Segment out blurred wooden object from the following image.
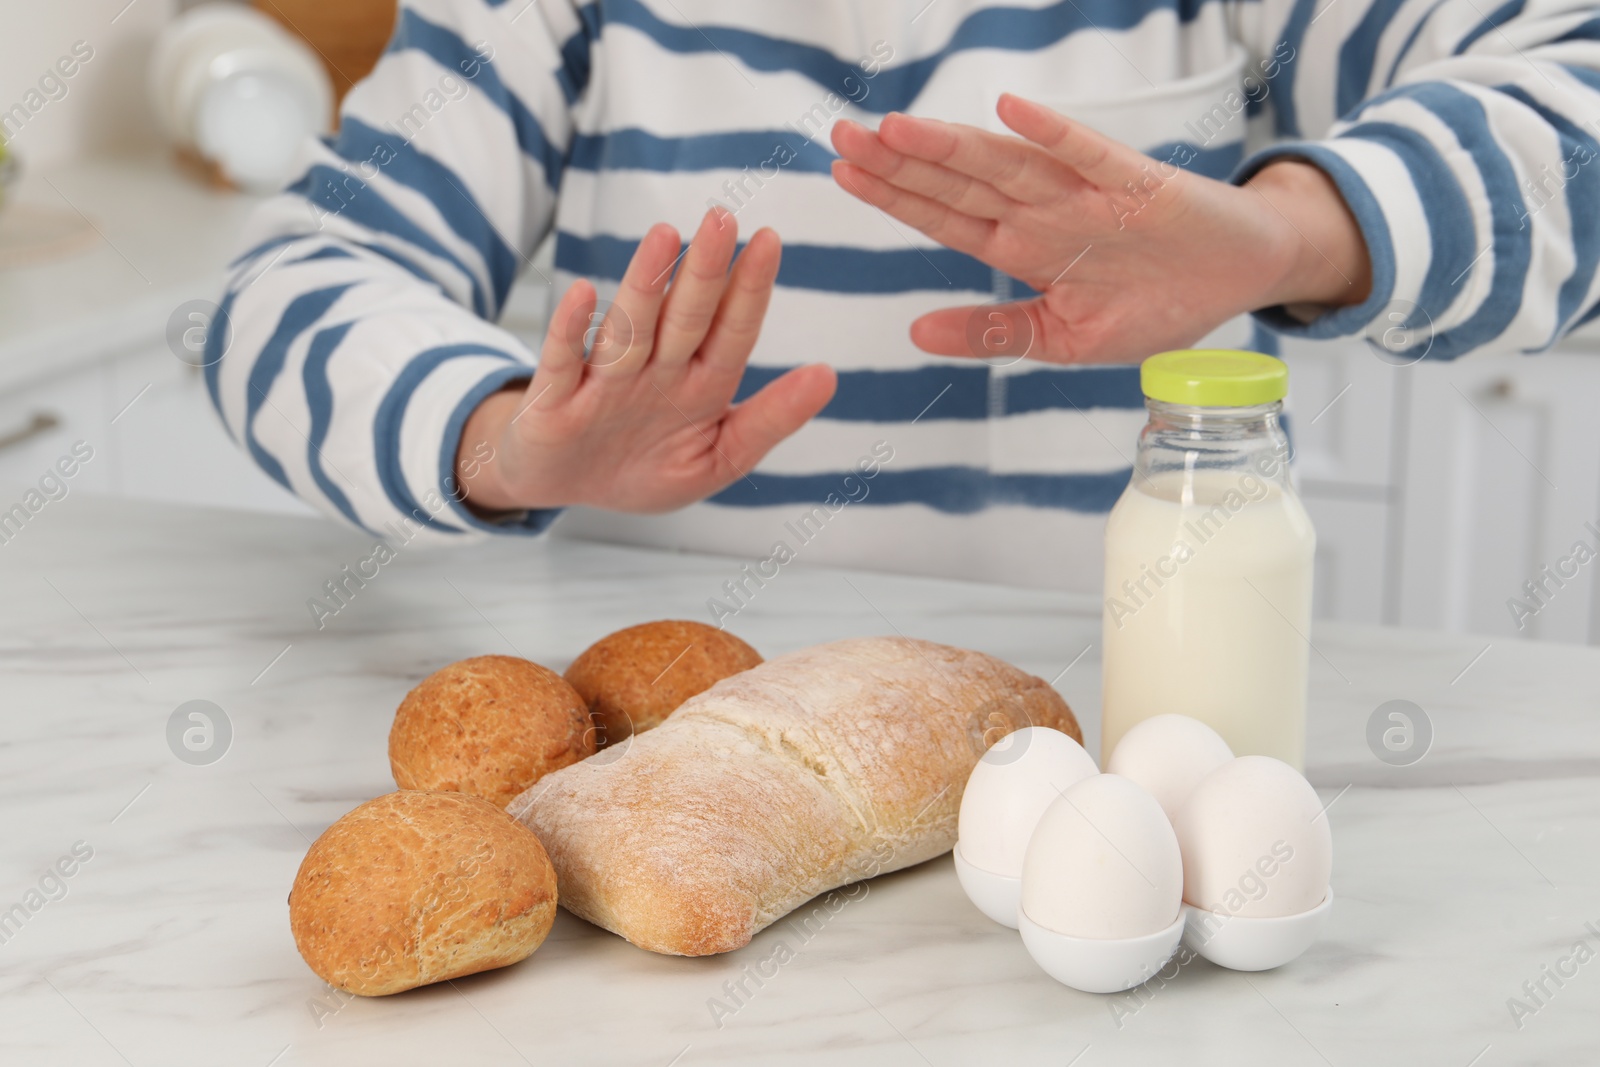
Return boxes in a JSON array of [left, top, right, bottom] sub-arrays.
[[252, 0, 397, 112], [172, 144, 236, 191]]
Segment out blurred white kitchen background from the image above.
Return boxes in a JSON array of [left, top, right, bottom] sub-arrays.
[[4, 0, 1599, 645]]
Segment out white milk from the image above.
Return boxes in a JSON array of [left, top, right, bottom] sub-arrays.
[[1100, 469, 1315, 768]]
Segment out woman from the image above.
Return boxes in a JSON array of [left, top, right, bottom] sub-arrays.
[[213, 0, 1600, 593]]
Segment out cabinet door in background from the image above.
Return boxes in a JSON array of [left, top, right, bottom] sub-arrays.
[[106, 346, 315, 518], [1397, 353, 1600, 644]]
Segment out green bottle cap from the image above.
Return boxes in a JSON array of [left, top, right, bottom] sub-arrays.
[[1140, 349, 1289, 407]]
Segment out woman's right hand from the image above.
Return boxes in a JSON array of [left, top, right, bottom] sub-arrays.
[[454, 209, 836, 513]]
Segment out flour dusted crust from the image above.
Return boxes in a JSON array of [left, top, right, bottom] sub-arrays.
[[289, 791, 558, 995], [511, 637, 1079, 956], [564, 620, 763, 743], [389, 655, 595, 807]]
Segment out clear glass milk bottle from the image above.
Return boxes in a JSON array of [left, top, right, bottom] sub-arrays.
[[1100, 351, 1316, 769]]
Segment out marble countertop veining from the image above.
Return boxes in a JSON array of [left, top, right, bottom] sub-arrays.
[[0, 497, 1597, 1067]]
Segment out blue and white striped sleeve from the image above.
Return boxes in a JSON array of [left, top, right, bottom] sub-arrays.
[[1237, 0, 1600, 359], [211, 0, 591, 540]]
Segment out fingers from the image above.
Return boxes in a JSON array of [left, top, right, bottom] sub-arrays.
[[832, 161, 994, 260], [872, 111, 1079, 206], [652, 207, 740, 374], [995, 93, 1151, 191], [587, 222, 680, 377], [831, 119, 1017, 221], [526, 280, 598, 410], [712, 363, 837, 478], [696, 226, 783, 377], [909, 301, 1049, 359]]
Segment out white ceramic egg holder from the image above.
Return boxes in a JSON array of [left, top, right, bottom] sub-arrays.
[[1180, 888, 1333, 972], [955, 719, 1333, 993], [952, 845, 1022, 928]]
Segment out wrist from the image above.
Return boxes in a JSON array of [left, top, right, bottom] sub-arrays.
[[1244, 160, 1372, 315], [454, 386, 526, 512]]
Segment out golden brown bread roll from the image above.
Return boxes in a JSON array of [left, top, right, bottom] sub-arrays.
[[389, 655, 594, 807], [289, 791, 558, 995], [515, 636, 1078, 956], [564, 620, 762, 743]]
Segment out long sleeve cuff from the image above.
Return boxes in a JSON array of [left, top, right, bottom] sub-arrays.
[[1233, 136, 1428, 345], [400, 355, 562, 537]]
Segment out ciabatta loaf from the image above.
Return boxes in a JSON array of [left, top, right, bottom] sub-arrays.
[[508, 636, 1079, 956]]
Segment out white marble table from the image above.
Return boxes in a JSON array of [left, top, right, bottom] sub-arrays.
[[1, 498, 1596, 1067]]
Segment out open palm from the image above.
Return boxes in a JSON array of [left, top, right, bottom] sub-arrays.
[[459, 210, 836, 513], [830, 94, 1360, 364]]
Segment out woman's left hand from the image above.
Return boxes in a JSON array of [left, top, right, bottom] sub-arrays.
[[830, 94, 1372, 364]]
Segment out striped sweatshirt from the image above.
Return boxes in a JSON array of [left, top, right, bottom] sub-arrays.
[[214, 0, 1600, 593]]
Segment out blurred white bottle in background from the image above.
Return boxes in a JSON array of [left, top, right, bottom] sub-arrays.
[[149, 3, 332, 193]]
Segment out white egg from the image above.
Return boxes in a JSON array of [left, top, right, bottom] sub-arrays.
[[1021, 774, 1183, 940], [1107, 714, 1234, 824], [958, 727, 1098, 878], [1174, 756, 1332, 919]]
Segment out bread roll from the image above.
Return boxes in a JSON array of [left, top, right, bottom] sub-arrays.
[[289, 791, 558, 995], [512, 637, 1078, 956], [390, 655, 594, 807], [564, 620, 761, 743]]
